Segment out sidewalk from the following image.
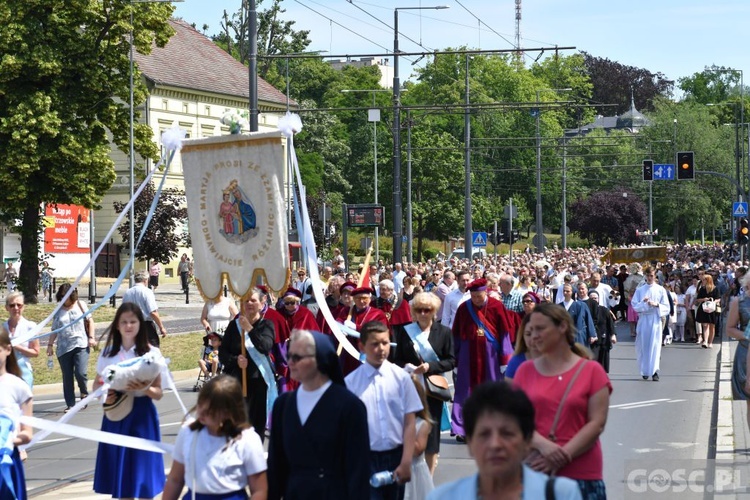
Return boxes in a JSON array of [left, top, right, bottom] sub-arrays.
[[716, 338, 750, 497]]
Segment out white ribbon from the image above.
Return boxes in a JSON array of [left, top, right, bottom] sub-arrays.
[[282, 117, 360, 361], [20, 416, 173, 455]]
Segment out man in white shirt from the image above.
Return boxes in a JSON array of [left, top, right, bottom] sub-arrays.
[[346, 320, 423, 500], [392, 263, 407, 295], [441, 270, 471, 328], [434, 271, 456, 322], [588, 272, 613, 310], [122, 270, 167, 346]]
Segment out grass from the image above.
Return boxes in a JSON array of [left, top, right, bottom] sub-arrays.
[[29, 332, 204, 386], [17, 301, 117, 325]]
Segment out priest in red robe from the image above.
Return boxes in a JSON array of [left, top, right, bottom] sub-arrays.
[[450, 278, 521, 440], [336, 286, 388, 376]]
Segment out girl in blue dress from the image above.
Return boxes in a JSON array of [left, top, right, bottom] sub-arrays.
[[93, 302, 166, 499], [0, 327, 33, 500]]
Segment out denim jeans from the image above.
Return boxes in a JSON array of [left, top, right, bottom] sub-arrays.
[[58, 347, 89, 407]]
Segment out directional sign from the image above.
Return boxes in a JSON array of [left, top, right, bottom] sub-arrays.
[[472, 231, 488, 247], [733, 202, 748, 217], [653, 164, 675, 181]]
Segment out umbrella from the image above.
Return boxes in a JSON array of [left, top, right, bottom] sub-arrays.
[[534, 259, 552, 269]]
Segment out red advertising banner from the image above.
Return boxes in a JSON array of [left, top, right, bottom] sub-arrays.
[[43, 204, 90, 254]]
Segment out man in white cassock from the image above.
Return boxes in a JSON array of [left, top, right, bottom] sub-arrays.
[[631, 266, 671, 381]]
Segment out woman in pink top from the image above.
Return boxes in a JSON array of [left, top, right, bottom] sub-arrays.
[[514, 303, 612, 499]]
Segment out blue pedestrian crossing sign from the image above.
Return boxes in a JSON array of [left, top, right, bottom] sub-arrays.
[[472, 232, 488, 247], [653, 164, 675, 180], [733, 202, 748, 217]]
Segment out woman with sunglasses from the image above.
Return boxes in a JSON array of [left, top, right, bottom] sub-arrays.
[[393, 292, 456, 475], [4, 292, 39, 389]]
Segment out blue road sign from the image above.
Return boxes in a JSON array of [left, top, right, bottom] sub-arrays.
[[733, 202, 748, 217], [472, 232, 488, 247], [653, 164, 675, 180]]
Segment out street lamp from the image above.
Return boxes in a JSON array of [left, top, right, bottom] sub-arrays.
[[129, 0, 182, 287], [392, 4, 449, 264], [341, 89, 390, 261], [533, 88, 570, 252]]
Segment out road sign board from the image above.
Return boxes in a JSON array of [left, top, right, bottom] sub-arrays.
[[653, 164, 675, 180], [733, 202, 748, 217], [472, 232, 488, 247]]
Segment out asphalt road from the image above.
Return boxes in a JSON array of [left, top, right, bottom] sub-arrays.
[[25, 317, 722, 498]]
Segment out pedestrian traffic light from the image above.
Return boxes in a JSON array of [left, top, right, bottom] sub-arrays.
[[676, 151, 695, 180], [642, 159, 653, 181], [489, 231, 500, 246], [738, 218, 750, 245]]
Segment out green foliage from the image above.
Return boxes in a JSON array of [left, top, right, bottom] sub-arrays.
[[0, 1, 174, 300]]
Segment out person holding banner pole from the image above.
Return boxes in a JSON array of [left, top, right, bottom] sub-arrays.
[[393, 292, 455, 475], [219, 288, 275, 442]]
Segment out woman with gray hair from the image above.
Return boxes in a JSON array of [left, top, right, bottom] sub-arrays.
[[393, 292, 455, 474], [268, 329, 370, 499]]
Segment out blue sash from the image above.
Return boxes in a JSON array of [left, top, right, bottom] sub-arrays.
[[0, 415, 15, 500], [403, 323, 440, 363], [237, 319, 278, 419], [466, 301, 503, 353]]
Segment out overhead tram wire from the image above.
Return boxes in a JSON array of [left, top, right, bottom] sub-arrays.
[[452, 0, 529, 61], [292, 0, 391, 53]]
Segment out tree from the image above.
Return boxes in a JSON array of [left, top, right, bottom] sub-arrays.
[[581, 52, 674, 115], [216, 0, 311, 84], [113, 182, 188, 265], [0, 1, 174, 301], [569, 190, 647, 245]]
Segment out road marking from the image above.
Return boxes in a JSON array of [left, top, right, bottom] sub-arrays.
[[610, 398, 670, 409], [634, 448, 665, 453]]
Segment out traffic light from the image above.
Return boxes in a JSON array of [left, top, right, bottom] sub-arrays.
[[738, 218, 750, 245], [489, 231, 500, 246], [642, 159, 653, 181], [676, 151, 695, 180], [510, 230, 520, 244]]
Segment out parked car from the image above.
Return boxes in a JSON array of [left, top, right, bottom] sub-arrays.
[[448, 247, 487, 261]]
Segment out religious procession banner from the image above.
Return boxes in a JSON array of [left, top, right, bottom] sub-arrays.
[[603, 246, 667, 264], [181, 132, 290, 299]]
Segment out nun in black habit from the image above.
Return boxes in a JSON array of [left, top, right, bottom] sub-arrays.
[[268, 330, 370, 500]]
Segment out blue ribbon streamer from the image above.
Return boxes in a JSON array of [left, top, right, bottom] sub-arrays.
[[466, 301, 503, 353]]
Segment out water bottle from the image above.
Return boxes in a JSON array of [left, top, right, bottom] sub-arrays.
[[370, 471, 395, 488], [47, 355, 54, 370]]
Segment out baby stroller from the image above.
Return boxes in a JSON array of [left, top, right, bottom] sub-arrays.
[[193, 331, 223, 392]]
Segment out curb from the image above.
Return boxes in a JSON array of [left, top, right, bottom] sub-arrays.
[[716, 340, 734, 457], [32, 368, 201, 397]]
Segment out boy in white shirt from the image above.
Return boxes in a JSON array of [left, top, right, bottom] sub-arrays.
[[346, 321, 423, 500]]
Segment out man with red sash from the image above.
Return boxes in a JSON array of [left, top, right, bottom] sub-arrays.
[[336, 286, 388, 376], [257, 285, 293, 392], [373, 278, 412, 330], [450, 278, 521, 441]]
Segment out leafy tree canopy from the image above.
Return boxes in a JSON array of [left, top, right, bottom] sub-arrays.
[[0, 0, 174, 300]]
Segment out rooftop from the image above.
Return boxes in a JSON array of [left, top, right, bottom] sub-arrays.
[[135, 19, 294, 107]]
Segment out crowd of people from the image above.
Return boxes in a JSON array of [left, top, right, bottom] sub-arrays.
[[3, 241, 750, 500]]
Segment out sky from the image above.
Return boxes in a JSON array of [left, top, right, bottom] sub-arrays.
[[173, 0, 750, 87]]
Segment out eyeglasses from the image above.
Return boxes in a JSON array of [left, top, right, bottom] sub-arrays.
[[7, 303, 23, 308], [415, 308, 433, 314], [297, 273, 305, 277], [522, 299, 534, 304], [288, 353, 314, 363], [283, 300, 298, 306]]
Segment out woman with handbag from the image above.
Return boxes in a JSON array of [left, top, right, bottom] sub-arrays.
[[514, 303, 612, 500], [393, 292, 456, 475], [695, 274, 720, 348], [47, 284, 96, 412]]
